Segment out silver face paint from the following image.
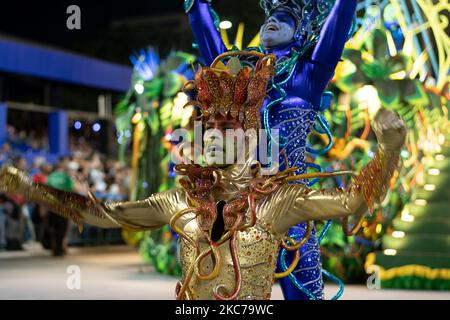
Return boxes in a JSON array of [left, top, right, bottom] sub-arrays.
[[260, 13, 296, 48]]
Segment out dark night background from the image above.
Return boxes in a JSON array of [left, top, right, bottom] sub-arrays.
[[0, 0, 265, 64]]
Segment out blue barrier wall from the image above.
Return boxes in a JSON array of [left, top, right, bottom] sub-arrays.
[[49, 111, 69, 156], [0, 38, 132, 92]]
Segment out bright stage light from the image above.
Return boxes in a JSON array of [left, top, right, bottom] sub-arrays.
[[401, 208, 414, 222], [400, 150, 409, 159], [173, 92, 189, 110], [356, 85, 381, 116], [383, 249, 397, 256], [376, 224, 382, 234], [392, 231, 405, 238], [423, 184, 436, 191], [414, 199, 427, 206], [401, 214, 414, 223], [428, 168, 440, 176], [74, 121, 82, 130], [131, 112, 142, 124], [134, 82, 145, 95], [435, 154, 445, 161], [219, 20, 233, 30], [92, 123, 101, 132]]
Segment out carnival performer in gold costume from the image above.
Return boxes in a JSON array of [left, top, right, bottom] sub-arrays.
[[0, 52, 407, 300]]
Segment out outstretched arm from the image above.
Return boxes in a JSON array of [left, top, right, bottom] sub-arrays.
[[0, 168, 188, 231], [270, 109, 407, 235], [311, 0, 357, 67], [185, 0, 227, 65]]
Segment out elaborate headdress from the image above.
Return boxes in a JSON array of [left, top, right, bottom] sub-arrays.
[[183, 51, 276, 131], [259, 0, 336, 41]]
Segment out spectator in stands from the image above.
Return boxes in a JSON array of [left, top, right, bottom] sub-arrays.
[[0, 143, 12, 167], [13, 156, 28, 172], [31, 164, 52, 247], [0, 194, 7, 250], [46, 158, 74, 256], [3, 195, 25, 251]]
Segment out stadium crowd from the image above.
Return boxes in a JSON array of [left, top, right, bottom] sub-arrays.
[[0, 125, 130, 255]]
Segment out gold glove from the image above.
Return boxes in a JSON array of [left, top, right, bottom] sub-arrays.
[[0, 166, 31, 195], [372, 108, 408, 152], [353, 109, 407, 213], [0, 166, 100, 230]]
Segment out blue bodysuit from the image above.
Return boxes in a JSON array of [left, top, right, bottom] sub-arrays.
[[186, 0, 357, 299]]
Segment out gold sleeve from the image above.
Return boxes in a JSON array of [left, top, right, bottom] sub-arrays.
[[0, 166, 187, 231], [267, 146, 400, 235], [80, 188, 188, 231]]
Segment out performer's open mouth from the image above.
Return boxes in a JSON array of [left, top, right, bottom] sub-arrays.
[[266, 24, 279, 32]]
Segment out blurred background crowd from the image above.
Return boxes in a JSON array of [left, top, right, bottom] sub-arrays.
[[0, 124, 130, 254]]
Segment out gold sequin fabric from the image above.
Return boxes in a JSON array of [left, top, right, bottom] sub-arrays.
[[353, 148, 400, 214], [179, 215, 281, 300]]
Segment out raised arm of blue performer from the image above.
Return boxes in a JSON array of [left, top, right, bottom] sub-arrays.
[[185, 0, 227, 65], [310, 0, 357, 94], [312, 0, 357, 66]]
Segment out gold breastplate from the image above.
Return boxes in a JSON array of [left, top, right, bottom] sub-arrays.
[[179, 217, 281, 300]]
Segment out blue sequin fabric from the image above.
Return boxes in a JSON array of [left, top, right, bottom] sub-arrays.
[[262, 95, 324, 300], [264, 98, 317, 174]]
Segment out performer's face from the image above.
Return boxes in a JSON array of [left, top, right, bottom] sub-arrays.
[[260, 10, 296, 49], [204, 115, 244, 167]]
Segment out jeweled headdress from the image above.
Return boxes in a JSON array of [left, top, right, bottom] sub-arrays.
[[259, 0, 336, 41], [183, 51, 276, 131]]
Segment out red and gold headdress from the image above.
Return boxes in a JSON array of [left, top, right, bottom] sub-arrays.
[[183, 51, 276, 131]]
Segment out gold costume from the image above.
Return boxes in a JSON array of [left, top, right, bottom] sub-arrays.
[[0, 52, 406, 300]]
